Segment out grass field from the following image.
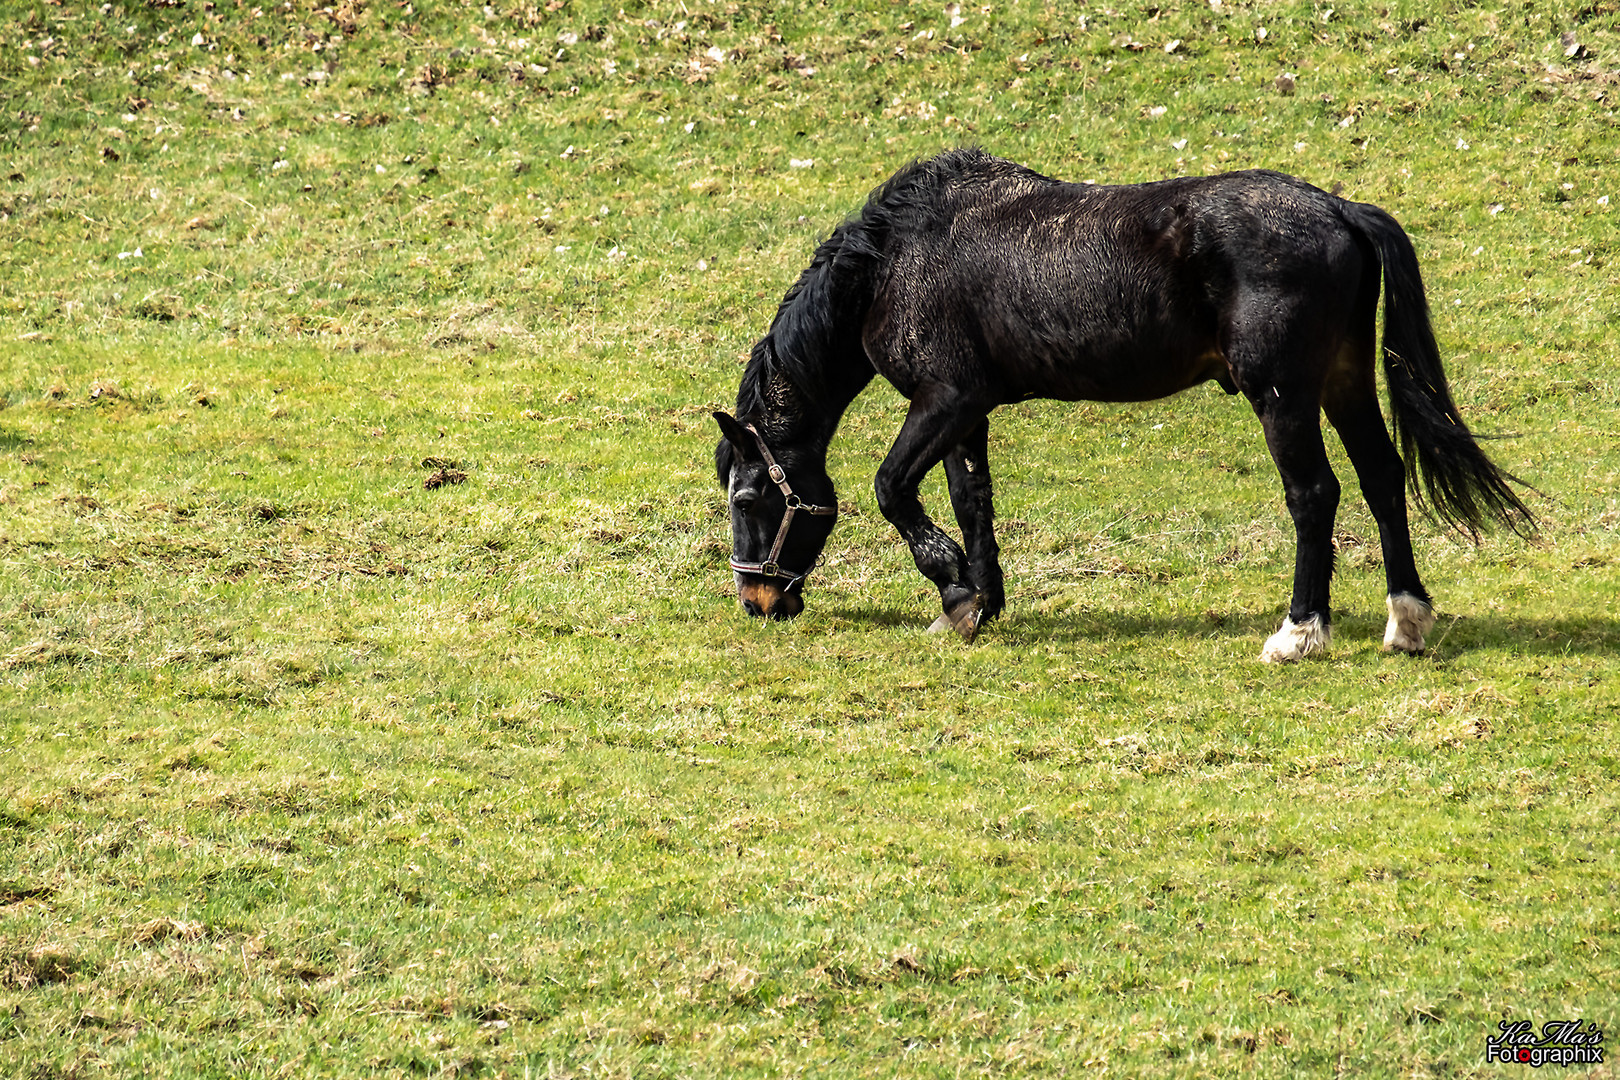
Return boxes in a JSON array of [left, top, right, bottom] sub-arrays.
[[2, 1, 1619, 1076]]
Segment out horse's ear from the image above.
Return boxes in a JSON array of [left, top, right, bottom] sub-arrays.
[[713, 412, 757, 459]]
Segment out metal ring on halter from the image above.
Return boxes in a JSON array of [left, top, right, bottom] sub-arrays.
[[727, 423, 836, 587]]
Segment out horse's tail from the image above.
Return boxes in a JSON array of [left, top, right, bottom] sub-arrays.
[[1339, 199, 1536, 539]]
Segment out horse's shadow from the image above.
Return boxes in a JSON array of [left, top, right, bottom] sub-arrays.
[[818, 603, 1620, 659]]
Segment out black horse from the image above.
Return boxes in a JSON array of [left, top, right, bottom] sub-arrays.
[[713, 149, 1532, 661]]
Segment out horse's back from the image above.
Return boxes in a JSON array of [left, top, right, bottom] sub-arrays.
[[862, 156, 1369, 404]]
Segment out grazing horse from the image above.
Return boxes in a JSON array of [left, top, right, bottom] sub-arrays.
[[713, 149, 1532, 661]]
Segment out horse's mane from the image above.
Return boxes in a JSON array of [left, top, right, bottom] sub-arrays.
[[736, 148, 1028, 420]]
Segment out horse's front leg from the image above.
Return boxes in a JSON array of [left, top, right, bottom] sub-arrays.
[[942, 417, 1005, 624], [874, 386, 993, 642]]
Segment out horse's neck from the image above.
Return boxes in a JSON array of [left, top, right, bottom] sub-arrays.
[[754, 346, 873, 458], [756, 395, 841, 463]]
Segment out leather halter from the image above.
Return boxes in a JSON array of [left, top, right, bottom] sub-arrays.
[[727, 424, 836, 588]]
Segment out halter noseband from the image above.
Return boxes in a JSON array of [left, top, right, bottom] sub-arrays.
[[728, 423, 836, 588]]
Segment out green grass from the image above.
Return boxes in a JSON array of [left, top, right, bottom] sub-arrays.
[[3, 1, 1619, 1076]]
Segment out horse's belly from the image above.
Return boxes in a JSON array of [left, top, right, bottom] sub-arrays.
[[1010, 339, 1226, 404], [867, 279, 1225, 404]]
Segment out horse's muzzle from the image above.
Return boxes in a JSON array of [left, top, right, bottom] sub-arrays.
[[738, 580, 804, 621]]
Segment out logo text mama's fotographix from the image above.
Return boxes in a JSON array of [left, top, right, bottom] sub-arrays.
[[1486, 1020, 1604, 1068]]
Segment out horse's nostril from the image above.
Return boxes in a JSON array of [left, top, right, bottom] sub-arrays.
[[741, 597, 765, 617], [770, 593, 805, 620]]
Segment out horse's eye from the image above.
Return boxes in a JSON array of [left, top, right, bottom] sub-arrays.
[[731, 492, 756, 512]]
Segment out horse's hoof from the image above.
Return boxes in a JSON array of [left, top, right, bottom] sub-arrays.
[[943, 594, 984, 643], [927, 612, 953, 634], [1382, 593, 1436, 654], [1259, 614, 1331, 663]]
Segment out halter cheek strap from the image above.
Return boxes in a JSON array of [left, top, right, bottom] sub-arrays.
[[728, 424, 837, 587]]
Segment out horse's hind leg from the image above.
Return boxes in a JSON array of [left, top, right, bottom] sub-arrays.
[[942, 417, 1005, 624], [875, 385, 995, 641], [1324, 384, 1435, 653], [1253, 399, 1341, 663]]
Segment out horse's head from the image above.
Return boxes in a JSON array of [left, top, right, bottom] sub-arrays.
[[713, 411, 837, 621]]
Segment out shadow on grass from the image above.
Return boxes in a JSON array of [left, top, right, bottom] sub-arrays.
[[1409, 613, 1620, 660], [817, 604, 922, 630], [816, 603, 1620, 658], [815, 603, 1274, 643]]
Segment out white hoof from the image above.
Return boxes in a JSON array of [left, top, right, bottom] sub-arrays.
[[1383, 593, 1436, 654], [927, 612, 953, 634], [1259, 614, 1331, 663]]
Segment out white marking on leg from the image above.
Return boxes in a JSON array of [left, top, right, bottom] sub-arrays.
[[1259, 613, 1332, 663], [1383, 593, 1436, 654]]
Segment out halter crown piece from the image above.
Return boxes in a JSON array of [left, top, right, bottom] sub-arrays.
[[728, 423, 837, 588]]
